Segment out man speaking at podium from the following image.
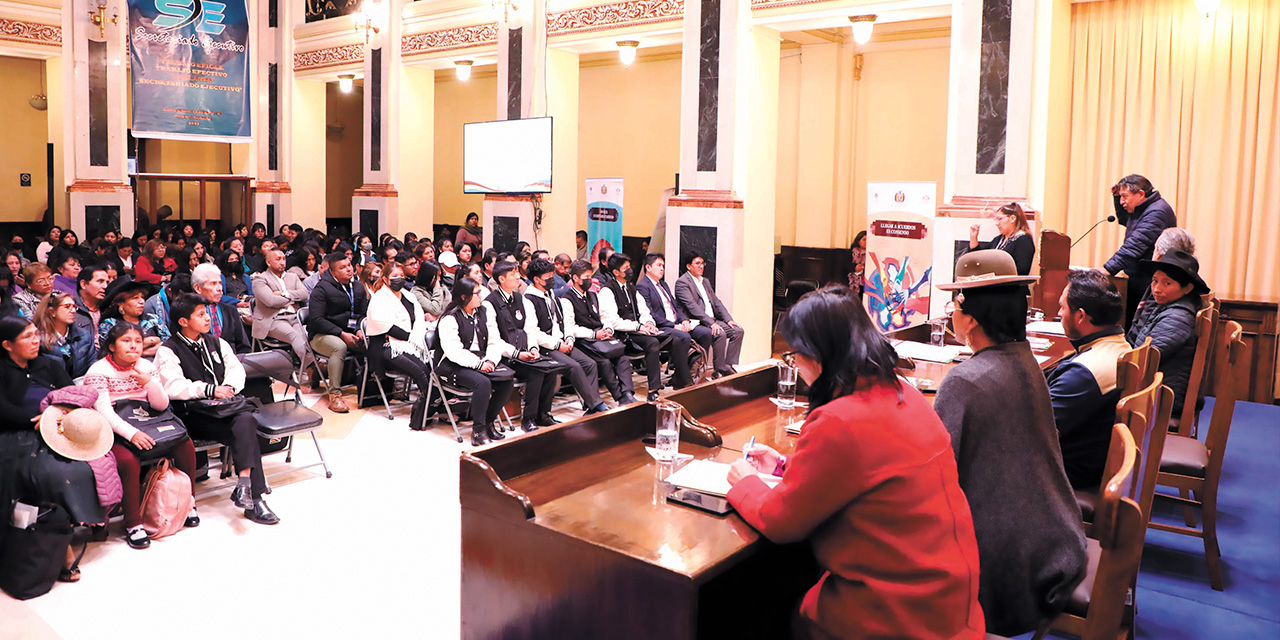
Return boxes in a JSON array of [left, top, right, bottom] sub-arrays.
[[1103, 174, 1177, 325]]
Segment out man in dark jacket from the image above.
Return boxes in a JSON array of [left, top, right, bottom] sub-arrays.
[[1047, 269, 1130, 489], [74, 265, 109, 350], [635, 253, 705, 388], [306, 252, 367, 413], [1103, 174, 1177, 326], [191, 263, 251, 356]]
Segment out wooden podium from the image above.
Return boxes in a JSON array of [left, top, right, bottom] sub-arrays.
[[1038, 229, 1129, 324]]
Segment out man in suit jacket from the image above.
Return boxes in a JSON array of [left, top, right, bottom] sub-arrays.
[[675, 253, 744, 377], [251, 247, 313, 370], [635, 253, 713, 385]]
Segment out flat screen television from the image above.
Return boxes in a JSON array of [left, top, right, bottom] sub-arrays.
[[463, 117, 553, 194]]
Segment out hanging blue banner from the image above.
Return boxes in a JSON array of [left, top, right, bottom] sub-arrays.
[[585, 178, 624, 268], [128, 0, 251, 142]]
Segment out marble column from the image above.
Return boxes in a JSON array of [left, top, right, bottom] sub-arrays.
[[63, 0, 134, 238], [249, 0, 294, 232], [495, 0, 547, 120], [351, 0, 406, 239]]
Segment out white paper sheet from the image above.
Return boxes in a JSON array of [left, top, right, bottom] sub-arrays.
[[664, 459, 781, 497], [892, 341, 963, 363], [1026, 321, 1066, 336]]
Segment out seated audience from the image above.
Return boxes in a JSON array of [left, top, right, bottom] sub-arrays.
[[597, 253, 671, 402], [15, 262, 53, 318], [98, 279, 169, 358], [456, 243, 475, 265], [191, 264, 251, 355], [366, 262, 433, 431], [36, 226, 60, 264], [397, 253, 420, 280], [559, 259, 638, 406], [410, 260, 449, 323], [155, 294, 279, 525], [75, 265, 110, 350], [635, 254, 702, 389], [1126, 250, 1210, 416], [286, 245, 318, 283], [575, 230, 589, 261], [36, 291, 97, 379], [0, 316, 105, 583], [436, 277, 516, 446], [134, 239, 174, 287], [932, 250, 1086, 636], [47, 230, 86, 275], [525, 259, 609, 415], [725, 286, 985, 639], [251, 247, 313, 369], [483, 261, 567, 432], [1048, 269, 1130, 489], [217, 249, 251, 300], [675, 252, 745, 378], [307, 252, 367, 413], [438, 251, 459, 290], [551, 254, 572, 296], [51, 254, 81, 295], [142, 273, 193, 334], [0, 269, 20, 320], [116, 238, 134, 276], [1136, 227, 1196, 312], [7, 251, 26, 289], [84, 322, 200, 549], [302, 251, 328, 293]]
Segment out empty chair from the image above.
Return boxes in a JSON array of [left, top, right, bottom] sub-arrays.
[[239, 350, 333, 482]]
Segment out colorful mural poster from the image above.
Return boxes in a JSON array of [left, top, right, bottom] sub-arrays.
[[864, 182, 937, 333], [585, 178, 623, 266]]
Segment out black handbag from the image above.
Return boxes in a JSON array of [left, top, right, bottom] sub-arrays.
[[576, 338, 625, 360], [113, 400, 188, 460], [0, 503, 82, 600], [182, 395, 256, 420]]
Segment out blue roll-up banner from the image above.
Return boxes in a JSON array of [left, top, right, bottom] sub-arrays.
[[585, 178, 623, 268], [128, 0, 251, 142]]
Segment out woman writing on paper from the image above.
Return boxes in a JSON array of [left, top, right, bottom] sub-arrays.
[[725, 285, 985, 640]]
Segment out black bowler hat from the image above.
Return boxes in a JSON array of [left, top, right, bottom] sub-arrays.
[[101, 277, 152, 311], [1139, 249, 1210, 296]]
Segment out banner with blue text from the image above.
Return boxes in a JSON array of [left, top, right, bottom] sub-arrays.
[[585, 179, 624, 267], [128, 0, 251, 142]]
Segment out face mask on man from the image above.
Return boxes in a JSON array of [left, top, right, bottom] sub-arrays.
[[623, 268, 634, 282], [388, 277, 406, 292]]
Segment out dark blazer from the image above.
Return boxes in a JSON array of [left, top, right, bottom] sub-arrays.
[[0, 354, 72, 431], [307, 271, 368, 339], [206, 298, 251, 355], [635, 276, 686, 329], [674, 272, 734, 326]]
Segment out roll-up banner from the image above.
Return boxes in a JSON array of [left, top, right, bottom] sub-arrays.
[[865, 182, 936, 333], [128, 0, 251, 142], [585, 179, 624, 268]]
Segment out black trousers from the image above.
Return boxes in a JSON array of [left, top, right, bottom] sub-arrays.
[[439, 362, 516, 427], [545, 348, 603, 408], [508, 360, 560, 422], [186, 410, 267, 498], [589, 352, 634, 401], [626, 333, 666, 391], [384, 349, 433, 430], [657, 327, 694, 388]]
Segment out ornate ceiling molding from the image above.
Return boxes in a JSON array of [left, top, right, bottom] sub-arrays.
[[294, 43, 365, 71], [0, 17, 61, 47], [546, 0, 683, 36], [401, 22, 498, 57]]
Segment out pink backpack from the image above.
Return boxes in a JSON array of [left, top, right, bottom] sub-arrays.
[[140, 459, 194, 539]]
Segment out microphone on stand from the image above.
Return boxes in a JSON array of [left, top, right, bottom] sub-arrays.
[[1071, 215, 1117, 248]]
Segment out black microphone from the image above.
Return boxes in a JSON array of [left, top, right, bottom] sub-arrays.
[[1071, 215, 1117, 248]]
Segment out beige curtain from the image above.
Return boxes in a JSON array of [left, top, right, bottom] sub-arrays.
[[1064, 0, 1279, 300]]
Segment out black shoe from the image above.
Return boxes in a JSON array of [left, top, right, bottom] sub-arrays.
[[184, 507, 200, 528], [471, 427, 490, 446], [584, 402, 610, 416], [487, 424, 506, 441], [125, 525, 151, 550], [647, 391, 660, 402], [535, 414, 561, 427], [619, 393, 639, 405], [244, 500, 280, 525], [230, 485, 254, 509], [520, 421, 539, 433]]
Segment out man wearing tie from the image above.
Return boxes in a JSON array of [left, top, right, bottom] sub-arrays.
[[635, 253, 708, 388], [525, 258, 611, 416], [675, 252, 744, 378]]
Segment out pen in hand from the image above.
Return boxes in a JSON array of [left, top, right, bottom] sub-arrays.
[[744, 436, 755, 461]]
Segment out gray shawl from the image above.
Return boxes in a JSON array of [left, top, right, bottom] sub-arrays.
[[934, 341, 1087, 635]]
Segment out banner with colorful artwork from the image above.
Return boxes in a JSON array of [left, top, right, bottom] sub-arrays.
[[585, 179, 623, 267], [128, 0, 251, 142], [864, 182, 936, 333]]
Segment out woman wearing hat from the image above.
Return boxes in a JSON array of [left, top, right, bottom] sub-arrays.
[[932, 250, 1086, 636], [1126, 249, 1209, 415], [0, 316, 108, 582], [98, 278, 170, 358]]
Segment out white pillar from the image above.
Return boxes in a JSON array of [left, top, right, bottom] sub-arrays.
[[249, 0, 295, 232]]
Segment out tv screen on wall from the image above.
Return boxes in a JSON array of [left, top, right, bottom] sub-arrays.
[[463, 117, 553, 194]]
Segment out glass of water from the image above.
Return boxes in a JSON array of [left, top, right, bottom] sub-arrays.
[[777, 362, 797, 408], [930, 319, 947, 346], [654, 401, 682, 462]]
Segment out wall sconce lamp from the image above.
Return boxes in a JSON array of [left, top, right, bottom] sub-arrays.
[[617, 40, 639, 65], [849, 14, 876, 45], [455, 60, 474, 81], [88, 4, 118, 39], [356, 0, 386, 44]]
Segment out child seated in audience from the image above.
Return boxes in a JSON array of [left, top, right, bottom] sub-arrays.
[[435, 277, 516, 446]]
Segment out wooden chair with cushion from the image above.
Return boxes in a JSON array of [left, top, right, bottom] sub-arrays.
[[1035, 424, 1141, 640], [1171, 305, 1218, 437], [1150, 320, 1247, 591], [1116, 336, 1158, 399]]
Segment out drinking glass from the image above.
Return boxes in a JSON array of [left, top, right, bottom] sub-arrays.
[[929, 319, 947, 346], [776, 363, 797, 409], [654, 401, 682, 462]]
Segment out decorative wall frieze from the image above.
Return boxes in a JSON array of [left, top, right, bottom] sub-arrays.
[[0, 17, 60, 47], [546, 0, 683, 36], [294, 43, 365, 71], [401, 22, 498, 57]]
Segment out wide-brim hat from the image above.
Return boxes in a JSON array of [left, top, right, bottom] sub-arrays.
[[1139, 249, 1210, 295], [40, 406, 112, 461], [101, 277, 152, 310], [936, 249, 1039, 291]]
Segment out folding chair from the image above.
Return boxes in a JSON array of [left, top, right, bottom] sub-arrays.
[[240, 350, 333, 482], [297, 306, 362, 394], [359, 318, 418, 421]]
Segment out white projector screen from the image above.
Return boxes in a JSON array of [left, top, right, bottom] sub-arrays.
[[463, 117, 553, 194]]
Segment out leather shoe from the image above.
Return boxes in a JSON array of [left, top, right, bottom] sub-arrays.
[[244, 500, 280, 525], [647, 391, 660, 402], [520, 421, 539, 433], [327, 392, 350, 413], [619, 393, 639, 405], [535, 414, 561, 426], [230, 485, 254, 509], [584, 402, 610, 415], [471, 427, 490, 446], [184, 508, 200, 528], [486, 424, 506, 441]]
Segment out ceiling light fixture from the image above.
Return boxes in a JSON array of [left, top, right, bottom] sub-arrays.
[[338, 74, 355, 93], [849, 15, 877, 45], [617, 40, 639, 65], [455, 60, 474, 81]]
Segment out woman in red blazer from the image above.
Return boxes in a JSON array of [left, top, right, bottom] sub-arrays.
[[727, 286, 986, 640]]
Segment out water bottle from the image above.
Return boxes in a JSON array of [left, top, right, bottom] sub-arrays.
[[654, 400, 681, 462]]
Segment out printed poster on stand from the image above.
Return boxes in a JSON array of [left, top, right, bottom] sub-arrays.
[[865, 182, 936, 333], [585, 179, 623, 267], [128, 0, 252, 142]]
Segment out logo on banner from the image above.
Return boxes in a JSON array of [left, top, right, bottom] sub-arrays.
[[601, 185, 609, 195], [155, 0, 227, 34], [894, 191, 906, 203]]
